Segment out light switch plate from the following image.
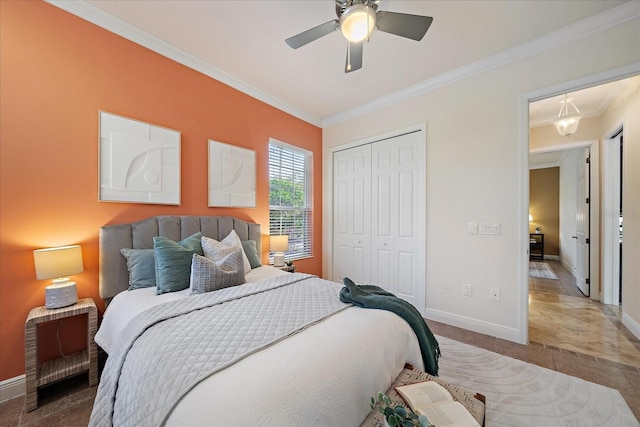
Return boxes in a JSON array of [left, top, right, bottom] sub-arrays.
[[480, 223, 500, 235], [468, 222, 478, 234]]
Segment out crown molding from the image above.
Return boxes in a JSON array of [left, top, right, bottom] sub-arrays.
[[46, 0, 322, 127], [46, 1, 639, 129], [323, 1, 640, 126]]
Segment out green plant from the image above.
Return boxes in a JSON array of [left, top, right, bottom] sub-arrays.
[[370, 392, 433, 427], [285, 260, 294, 266]]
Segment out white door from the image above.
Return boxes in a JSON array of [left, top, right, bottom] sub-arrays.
[[575, 147, 590, 295], [370, 132, 426, 311], [603, 132, 622, 305], [333, 144, 371, 284]]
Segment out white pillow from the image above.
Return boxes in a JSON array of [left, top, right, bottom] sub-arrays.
[[201, 230, 252, 274]]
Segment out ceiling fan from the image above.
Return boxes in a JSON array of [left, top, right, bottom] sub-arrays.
[[285, 0, 433, 73]]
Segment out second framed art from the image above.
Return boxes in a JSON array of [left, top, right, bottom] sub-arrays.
[[208, 140, 256, 208]]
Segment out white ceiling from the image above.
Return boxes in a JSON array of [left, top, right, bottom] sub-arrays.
[[52, 0, 635, 125], [528, 74, 639, 168], [529, 77, 640, 128]]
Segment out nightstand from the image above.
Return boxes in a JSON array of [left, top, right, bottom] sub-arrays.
[[276, 264, 296, 273], [529, 233, 544, 260], [24, 298, 98, 411]]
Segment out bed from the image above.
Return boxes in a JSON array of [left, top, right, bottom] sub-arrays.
[[90, 215, 423, 426]]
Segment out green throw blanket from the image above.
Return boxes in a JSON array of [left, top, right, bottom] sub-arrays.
[[339, 277, 440, 376]]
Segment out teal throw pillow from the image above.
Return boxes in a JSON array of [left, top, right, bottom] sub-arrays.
[[154, 232, 203, 294], [241, 240, 262, 269], [120, 248, 156, 290]]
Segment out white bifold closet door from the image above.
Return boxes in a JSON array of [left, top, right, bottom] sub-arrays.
[[333, 144, 372, 285], [333, 130, 425, 313]]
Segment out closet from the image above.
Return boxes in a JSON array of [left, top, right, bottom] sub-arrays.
[[333, 129, 426, 312]]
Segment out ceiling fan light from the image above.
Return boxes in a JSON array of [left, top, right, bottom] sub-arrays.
[[340, 4, 376, 43]]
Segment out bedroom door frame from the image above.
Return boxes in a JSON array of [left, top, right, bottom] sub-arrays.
[[528, 143, 594, 292], [517, 63, 637, 344], [528, 142, 598, 296]]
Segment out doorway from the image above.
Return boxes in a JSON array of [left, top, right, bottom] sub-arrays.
[[523, 73, 639, 359], [529, 145, 598, 296]]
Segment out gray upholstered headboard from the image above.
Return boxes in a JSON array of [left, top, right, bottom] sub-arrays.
[[99, 215, 262, 301]]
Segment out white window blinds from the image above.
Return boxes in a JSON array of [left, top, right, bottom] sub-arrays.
[[269, 140, 313, 261]]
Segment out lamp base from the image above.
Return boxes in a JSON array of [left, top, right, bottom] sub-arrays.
[[45, 281, 78, 309], [273, 253, 285, 267]]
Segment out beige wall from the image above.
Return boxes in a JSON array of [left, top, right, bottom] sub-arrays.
[[530, 168, 560, 256], [323, 14, 640, 342], [600, 80, 640, 335], [530, 116, 602, 150]]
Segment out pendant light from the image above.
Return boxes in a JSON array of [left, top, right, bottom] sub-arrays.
[[554, 94, 582, 137]]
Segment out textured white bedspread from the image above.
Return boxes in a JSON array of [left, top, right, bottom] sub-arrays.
[[95, 266, 288, 354], [94, 268, 423, 426], [169, 307, 422, 426]]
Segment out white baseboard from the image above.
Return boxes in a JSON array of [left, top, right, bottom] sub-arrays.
[[560, 258, 575, 275], [0, 374, 25, 403], [622, 312, 640, 341], [424, 308, 522, 344]]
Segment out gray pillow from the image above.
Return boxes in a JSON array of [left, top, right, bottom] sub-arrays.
[[154, 232, 203, 294], [120, 248, 156, 290], [241, 240, 262, 269], [202, 231, 252, 274], [190, 248, 245, 294]]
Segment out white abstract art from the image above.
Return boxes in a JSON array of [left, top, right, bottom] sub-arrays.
[[208, 140, 256, 207], [99, 111, 180, 205]]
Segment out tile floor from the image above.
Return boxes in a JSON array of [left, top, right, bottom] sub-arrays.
[[1, 264, 639, 425], [529, 260, 640, 369]]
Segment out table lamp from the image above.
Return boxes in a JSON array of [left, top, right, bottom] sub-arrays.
[[270, 235, 289, 267], [33, 245, 83, 309]]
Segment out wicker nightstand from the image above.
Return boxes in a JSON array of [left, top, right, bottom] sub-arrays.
[[24, 298, 98, 411]]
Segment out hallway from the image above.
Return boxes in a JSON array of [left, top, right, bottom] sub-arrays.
[[529, 260, 640, 368]]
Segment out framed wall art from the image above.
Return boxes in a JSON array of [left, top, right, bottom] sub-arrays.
[[208, 139, 256, 208], [99, 111, 181, 205]]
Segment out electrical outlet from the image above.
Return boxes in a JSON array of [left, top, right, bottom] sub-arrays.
[[490, 288, 501, 301], [463, 284, 472, 297]]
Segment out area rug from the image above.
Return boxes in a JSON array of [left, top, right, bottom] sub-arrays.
[[529, 261, 559, 279], [436, 335, 638, 426]]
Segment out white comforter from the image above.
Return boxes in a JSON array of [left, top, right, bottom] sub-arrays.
[[94, 267, 423, 426]]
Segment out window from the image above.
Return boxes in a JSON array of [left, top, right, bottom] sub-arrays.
[[269, 139, 313, 262]]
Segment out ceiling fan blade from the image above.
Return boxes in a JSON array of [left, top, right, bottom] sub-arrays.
[[376, 11, 433, 41], [285, 20, 340, 49], [345, 42, 363, 73]]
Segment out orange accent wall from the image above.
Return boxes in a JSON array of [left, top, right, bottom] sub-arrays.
[[0, 1, 322, 382]]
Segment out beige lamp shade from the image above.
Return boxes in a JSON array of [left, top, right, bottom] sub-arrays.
[[34, 245, 83, 309], [34, 245, 84, 280], [270, 235, 289, 267], [269, 235, 289, 253]]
